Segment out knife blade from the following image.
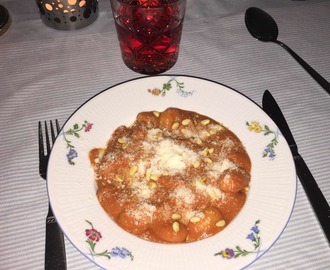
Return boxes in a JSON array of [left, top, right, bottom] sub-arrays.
[[262, 90, 330, 244]]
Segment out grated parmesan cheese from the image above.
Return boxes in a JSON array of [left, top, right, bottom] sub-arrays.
[[91, 108, 251, 243], [171, 186, 196, 205], [153, 139, 199, 174], [128, 202, 156, 222], [208, 159, 237, 178], [131, 179, 154, 199], [138, 137, 200, 177]]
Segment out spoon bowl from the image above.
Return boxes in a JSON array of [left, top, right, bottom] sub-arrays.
[[245, 7, 278, 42], [245, 7, 330, 95]]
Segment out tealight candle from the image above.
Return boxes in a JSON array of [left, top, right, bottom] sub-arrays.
[[36, 0, 98, 30]]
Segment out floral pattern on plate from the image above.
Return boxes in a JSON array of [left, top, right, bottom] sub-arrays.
[[85, 220, 134, 261], [246, 121, 279, 159], [63, 120, 93, 165], [215, 220, 261, 259], [147, 76, 195, 97]]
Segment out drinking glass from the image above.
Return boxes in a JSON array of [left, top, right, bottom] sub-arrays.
[[109, 0, 187, 75]]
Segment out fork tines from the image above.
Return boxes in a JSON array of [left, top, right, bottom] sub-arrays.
[[39, 120, 60, 179]]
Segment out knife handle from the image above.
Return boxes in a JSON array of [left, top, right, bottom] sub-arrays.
[[294, 155, 330, 244], [45, 205, 67, 270]]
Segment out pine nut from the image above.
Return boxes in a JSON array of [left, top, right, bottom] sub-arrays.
[[172, 221, 180, 233], [153, 111, 160, 117], [209, 129, 217, 135], [201, 119, 210, 125], [145, 169, 151, 180], [129, 165, 138, 176], [195, 179, 206, 187], [215, 124, 222, 129], [171, 213, 182, 220], [193, 161, 201, 168], [182, 119, 191, 125], [202, 148, 209, 156], [190, 216, 201, 223], [150, 174, 158, 181], [216, 220, 226, 227], [172, 122, 179, 130], [147, 181, 157, 188], [205, 157, 213, 164], [118, 137, 126, 143], [115, 174, 124, 182]]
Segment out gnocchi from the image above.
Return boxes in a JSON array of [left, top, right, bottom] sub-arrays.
[[89, 108, 251, 243]]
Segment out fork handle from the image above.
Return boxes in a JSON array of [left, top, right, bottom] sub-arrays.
[[45, 205, 67, 270]]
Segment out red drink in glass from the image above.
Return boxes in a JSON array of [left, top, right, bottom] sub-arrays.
[[110, 0, 187, 74]]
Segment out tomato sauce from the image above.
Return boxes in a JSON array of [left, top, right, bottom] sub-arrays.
[[89, 108, 251, 243]]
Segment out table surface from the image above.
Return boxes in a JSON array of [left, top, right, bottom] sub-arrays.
[[1, 0, 330, 269]]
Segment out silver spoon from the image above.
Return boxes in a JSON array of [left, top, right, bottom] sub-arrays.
[[245, 7, 330, 95]]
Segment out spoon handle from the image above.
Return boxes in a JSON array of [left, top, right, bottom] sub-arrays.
[[275, 40, 330, 95]]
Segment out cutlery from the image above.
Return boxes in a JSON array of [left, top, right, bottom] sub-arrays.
[[262, 90, 330, 244], [245, 7, 330, 95], [39, 120, 67, 270]]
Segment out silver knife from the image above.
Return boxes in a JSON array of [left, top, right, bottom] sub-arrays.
[[262, 90, 330, 244]]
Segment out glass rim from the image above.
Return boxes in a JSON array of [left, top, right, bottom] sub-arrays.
[[111, 0, 186, 8]]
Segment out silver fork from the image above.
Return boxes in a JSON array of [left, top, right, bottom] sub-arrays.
[[39, 120, 67, 270]]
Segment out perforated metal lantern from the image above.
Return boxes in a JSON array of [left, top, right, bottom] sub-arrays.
[[36, 0, 98, 30]]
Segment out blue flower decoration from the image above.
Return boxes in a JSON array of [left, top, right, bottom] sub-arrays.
[[110, 247, 134, 260], [251, 225, 260, 234], [247, 233, 256, 241], [67, 148, 78, 164], [110, 247, 130, 258]]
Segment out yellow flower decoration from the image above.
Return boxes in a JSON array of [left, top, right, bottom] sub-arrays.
[[247, 121, 262, 133]]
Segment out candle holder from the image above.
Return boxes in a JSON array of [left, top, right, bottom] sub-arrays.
[[0, 4, 10, 37], [36, 0, 98, 30]]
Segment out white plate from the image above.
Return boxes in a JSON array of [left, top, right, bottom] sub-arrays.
[[48, 75, 296, 270]]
